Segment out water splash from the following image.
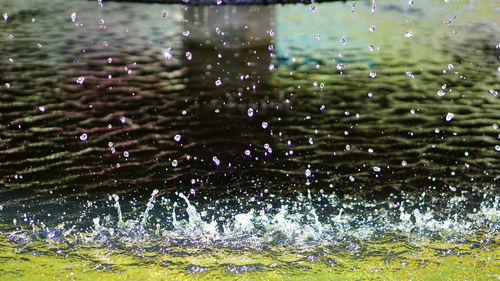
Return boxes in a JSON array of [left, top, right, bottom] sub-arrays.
[[6, 189, 498, 250]]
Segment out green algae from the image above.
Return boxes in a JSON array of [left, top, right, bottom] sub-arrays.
[[1, 233, 498, 280]]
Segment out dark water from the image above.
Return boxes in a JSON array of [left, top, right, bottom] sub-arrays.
[[0, 0, 498, 279]]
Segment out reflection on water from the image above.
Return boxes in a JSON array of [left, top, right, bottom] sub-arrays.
[[0, 0, 499, 279]]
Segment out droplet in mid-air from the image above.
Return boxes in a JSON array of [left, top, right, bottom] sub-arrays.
[[261, 122, 268, 129], [247, 108, 254, 117], [76, 76, 85, 84], [215, 79, 222, 86], [172, 159, 178, 167], [305, 169, 312, 178], [369, 25, 376, 32], [163, 49, 172, 60], [404, 31, 414, 38], [161, 10, 168, 17], [212, 156, 220, 166], [174, 134, 182, 142], [373, 166, 381, 172], [446, 112, 455, 121], [185, 52, 192, 60], [70, 12, 77, 23], [369, 71, 377, 78], [123, 151, 129, 158], [79, 133, 88, 141]]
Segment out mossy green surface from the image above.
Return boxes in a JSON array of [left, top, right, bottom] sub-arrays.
[[1, 234, 498, 280]]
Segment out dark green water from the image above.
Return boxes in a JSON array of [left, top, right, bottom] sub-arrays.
[[0, 0, 498, 279]]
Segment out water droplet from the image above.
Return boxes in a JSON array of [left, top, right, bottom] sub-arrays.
[[368, 148, 374, 153], [172, 159, 178, 167], [368, 45, 375, 52], [336, 64, 345, 70], [404, 31, 414, 38], [123, 151, 129, 158], [401, 160, 408, 166], [373, 166, 381, 172], [38, 106, 45, 112], [163, 48, 172, 60], [76, 76, 85, 84], [447, 64, 454, 70], [185, 52, 192, 60], [349, 176, 355, 182], [161, 10, 168, 17], [247, 108, 254, 117], [215, 79, 222, 86], [174, 134, 182, 142], [261, 122, 268, 129], [437, 90, 446, 96], [7, 34, 14, 40], [244, 150, 251, 156], [305, 169, 312, 178], [183, 30, 190, 37], [216, 0, 222, 5], [308, 138, 314, 145], [367, 92, 374, 98], [369, 71, 377, 78], [446, 112, 455, 121], [369, 25, 376, 32], [269, 64, 275, 71], [107, 57, 112, 64], [212, 156, 220, 166], [120, 116, 126, 124], [495, 145, 500, 152], [340, 37, 347, 45], [70, 12, 77, 23], [316, 34, 321, 40], [79, 133, 88, 141], [3, 13, 8, 21]]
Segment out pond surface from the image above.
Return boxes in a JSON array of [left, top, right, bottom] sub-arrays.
[[0, 0, 499, 279]]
